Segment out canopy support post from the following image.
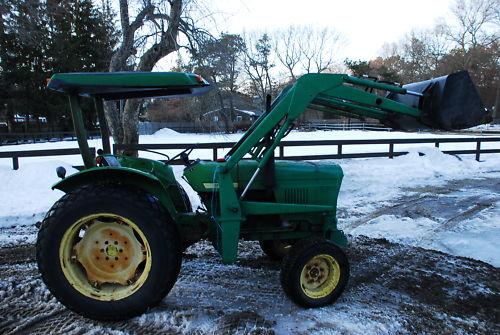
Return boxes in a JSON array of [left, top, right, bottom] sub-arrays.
[[68, 94, 95, 169], [94, 98, 111, 154]]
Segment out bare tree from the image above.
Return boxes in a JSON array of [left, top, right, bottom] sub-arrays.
[[243, 33, 275, 108], [298, 26, 343, 74], [272, 25, 343, 83], [445, 0, 499, 66], [273, 26, 302, 81], [445, 0, 500, 112], [105, 0, 210, 149]]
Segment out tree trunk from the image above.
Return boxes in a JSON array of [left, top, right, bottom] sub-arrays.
[[121, 98, 141, 153], [104, 0, 183, 156], [494, 84, 499, 123], [104, 100, 123, 144]]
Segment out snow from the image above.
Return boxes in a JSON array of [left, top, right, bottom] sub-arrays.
[[151, 127, 181, 137], [234, 108, 260, 116], [468, 123, 500, 131], [0, 161, 76, 218], [0, 129, 499, 267]]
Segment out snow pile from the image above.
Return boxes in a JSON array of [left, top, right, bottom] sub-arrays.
[[339, 146, 496, 214], [151, 127, 181, 137]]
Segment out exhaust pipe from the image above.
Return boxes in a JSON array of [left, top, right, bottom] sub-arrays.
[[385, 71, 491, 131]]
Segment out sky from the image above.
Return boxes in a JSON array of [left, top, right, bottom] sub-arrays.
[[205, 0, 455, 60]]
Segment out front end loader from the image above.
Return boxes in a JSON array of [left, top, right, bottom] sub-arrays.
[[36, 70, 489, 320]]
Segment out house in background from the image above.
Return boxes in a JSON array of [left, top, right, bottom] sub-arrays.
[[13, 114, 47, 124], [201, 107, 262, 132]]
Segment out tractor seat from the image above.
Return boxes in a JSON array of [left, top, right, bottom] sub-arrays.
[[47, 72, 211, 100]]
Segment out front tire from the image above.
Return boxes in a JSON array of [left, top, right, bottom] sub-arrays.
[[36, 184, 181, 320], [280, 239, 349, 308]]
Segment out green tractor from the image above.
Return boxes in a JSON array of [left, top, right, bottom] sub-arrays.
[[36, 71, 489, 320]]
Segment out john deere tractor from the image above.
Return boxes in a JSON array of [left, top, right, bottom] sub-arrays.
[[36, 71, 489, 320]]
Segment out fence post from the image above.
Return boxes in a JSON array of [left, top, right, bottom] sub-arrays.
[[338, 144, 342, 157], [435, 142, 440, 148], [279, 144, 284, 158], [389, 143, 394, 159], [213, 148, 217, 161], [476, 141, 481, 161], [12, 156, 19, 170]]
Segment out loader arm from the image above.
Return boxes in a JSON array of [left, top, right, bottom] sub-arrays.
[[223, 73, 422, 171], [224, 71, 488, 170], [212, 71, 489, 263]]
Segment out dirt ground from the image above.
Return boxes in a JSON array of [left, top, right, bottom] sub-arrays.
[[0, 235, 498, 334]]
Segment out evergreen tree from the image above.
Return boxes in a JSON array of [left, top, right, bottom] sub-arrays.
[[0, 0, 117, 132]]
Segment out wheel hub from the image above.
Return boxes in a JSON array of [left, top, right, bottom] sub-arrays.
[[73, 220, 146, 285], [300, 254, 341, 299], [303, 260, 330, 289]]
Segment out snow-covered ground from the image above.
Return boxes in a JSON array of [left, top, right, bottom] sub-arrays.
[[0, 129, 499, 335], [0, 129, 499, 266]]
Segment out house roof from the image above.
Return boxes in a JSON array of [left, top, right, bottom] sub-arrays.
[[202, 108, 262, 117]]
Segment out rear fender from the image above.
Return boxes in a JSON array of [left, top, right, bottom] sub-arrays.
[[52, 167, 179, 217]]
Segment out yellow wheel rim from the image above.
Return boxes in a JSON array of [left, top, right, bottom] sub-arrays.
[[300, 254, 341, 299], [59, 213, 152, 301]]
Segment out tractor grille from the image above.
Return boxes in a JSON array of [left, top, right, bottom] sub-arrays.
[[284, 188, 309, 204]]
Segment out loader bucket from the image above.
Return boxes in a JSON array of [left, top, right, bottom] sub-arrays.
[[385, 71, 491, 131]]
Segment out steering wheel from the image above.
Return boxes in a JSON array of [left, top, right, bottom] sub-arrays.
[[166, 147, 194, 166]]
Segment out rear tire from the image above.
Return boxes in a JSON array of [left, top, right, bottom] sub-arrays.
[[36, 184, 181, 320], [280, 239, 349, 308]]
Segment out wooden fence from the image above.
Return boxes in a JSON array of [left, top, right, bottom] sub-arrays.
[[1, 136, 499, 170], [0, 148, 95, 170], [0, 131, 101, 145], [113, 137, 500, 164]]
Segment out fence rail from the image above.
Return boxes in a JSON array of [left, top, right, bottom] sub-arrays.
[[2, 136, 499, 170], [0, 131, 101, 145], [113, 136, 500, 164], [0, 147, 95, 170], [304, 122, 392, 132]]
